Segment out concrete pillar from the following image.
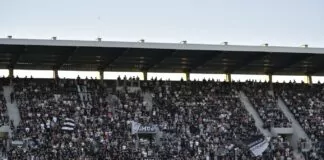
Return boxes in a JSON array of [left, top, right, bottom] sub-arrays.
[[143, 71, 148, 81], [99, 70, 104, 84], [269, 74, 273, 90], [268, 74, 272, 83], [185, 72, 190, 81], [53, 69, 59, 80], [9, 67, 13, 85], [306, 75, 312, 84], [9, 67, 13, 79], [225, 73, 231, 82]]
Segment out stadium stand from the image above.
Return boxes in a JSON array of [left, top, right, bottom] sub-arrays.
[[7, 77, 298, 159], [275, 82, 324, 159], [1, 38, 324, 159], [0, 80, 9, 127], [241, 81, 292, 129], [148, 79, 262, 159]]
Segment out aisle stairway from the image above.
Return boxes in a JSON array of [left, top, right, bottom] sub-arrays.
[[239, 91, 272, 137], [77, 85, 92, 102], [77, 85, 84, 102], [84, 86, 92, 102], [2, 86, 20, 127], [277, 97, 312, 151], [143, 92, 153, 111], [241, 90, 308, 159]]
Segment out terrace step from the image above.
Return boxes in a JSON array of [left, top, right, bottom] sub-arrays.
[[277, 97, 312, 152], [3, 86, 20, 127], [239, 91, 272, 137]]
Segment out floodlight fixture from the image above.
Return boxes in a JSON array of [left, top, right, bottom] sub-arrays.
[[181, 40, 187, 44]]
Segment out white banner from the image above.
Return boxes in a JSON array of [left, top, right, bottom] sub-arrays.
[[131, 121, 158, 134], [131, 121, 141, 134]]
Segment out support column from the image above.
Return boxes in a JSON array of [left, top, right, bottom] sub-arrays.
[[225, 73, 231, 82], [306, 75, 312, 84], [268, 74, 273, 90], [131, 78, 134, 87], [99, 70, 104, 84], [9, 67, 14, 85], [143, 71, 148, 81], [185, 72, 190, 81], [53, 69, 59, 80], [9, 67, 13, 79]]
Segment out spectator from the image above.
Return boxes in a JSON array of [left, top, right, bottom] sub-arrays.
[[242, 80, 292, 129], [10, 91, 14, 104], [3, 77, 308, 159], [275, 82, 324, 159]]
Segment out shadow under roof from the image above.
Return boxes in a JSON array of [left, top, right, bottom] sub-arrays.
[[1, 38, 324, 75]]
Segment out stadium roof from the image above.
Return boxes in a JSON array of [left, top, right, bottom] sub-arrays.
[[1, 38, 324, 75]]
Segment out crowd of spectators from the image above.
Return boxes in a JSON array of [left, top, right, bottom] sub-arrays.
[[142, 78, 264, 159], [275, 82, 324, 159], [0, 78, 9, 127], [241, 81, 292, 129], [9, 76, 143, 159], [11, 77, 79, 159], [1, 76, 318, 159], [267, 136, 294, 160]]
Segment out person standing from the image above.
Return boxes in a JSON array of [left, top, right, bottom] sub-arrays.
[[10, 91, 14, 104]]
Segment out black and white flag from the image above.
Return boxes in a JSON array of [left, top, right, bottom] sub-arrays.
[[247, 136, 270, 156], [61, 118, 76, 131]]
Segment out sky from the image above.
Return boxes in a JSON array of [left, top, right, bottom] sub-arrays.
[[1, 0, 324, 47], [0, 0, 324, 81]]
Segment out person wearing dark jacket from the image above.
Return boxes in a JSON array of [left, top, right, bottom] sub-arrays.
[[10, 91, 14, 104]]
